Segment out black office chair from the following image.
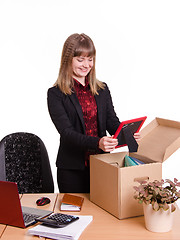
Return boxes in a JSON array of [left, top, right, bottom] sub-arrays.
[[0, 132, 54, 193]]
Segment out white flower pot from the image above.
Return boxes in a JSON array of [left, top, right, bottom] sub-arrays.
[[143, 203, 174, 232]]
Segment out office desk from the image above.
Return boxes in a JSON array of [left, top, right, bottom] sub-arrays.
[[0, 193, 180, 240]]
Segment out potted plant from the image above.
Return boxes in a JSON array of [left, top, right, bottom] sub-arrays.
[[133, 178, 180, 232]]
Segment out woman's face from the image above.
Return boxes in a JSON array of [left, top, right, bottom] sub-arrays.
[[72, 55, 94, 81]]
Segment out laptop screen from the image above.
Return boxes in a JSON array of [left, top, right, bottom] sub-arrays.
[[0, 181, 53, 228]]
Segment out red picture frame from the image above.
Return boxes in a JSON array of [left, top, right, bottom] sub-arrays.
[[113, 116, 147, 148]]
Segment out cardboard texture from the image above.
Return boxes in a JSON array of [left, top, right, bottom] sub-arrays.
[[90, 118, 180, 219]]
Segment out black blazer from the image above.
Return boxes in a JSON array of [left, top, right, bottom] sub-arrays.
[[47, 83, 123, 170]]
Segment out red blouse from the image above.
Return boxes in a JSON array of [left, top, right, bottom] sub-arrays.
[[74, 79, 99, 165]]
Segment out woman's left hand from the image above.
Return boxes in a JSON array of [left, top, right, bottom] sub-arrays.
[[134, 132, 141, 142]]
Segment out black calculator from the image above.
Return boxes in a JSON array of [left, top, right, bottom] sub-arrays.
[[35, 213, 79, 228]]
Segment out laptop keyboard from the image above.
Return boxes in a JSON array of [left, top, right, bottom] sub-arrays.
[[23, 213, 40, 223]]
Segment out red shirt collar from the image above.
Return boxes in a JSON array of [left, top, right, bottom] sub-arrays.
[[73, 78, 89, 89]]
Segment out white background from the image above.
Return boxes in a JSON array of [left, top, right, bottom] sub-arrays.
[[0, 0, 180, 192]]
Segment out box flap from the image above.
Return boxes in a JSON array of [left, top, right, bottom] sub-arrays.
[[137, 118, 180, 163]]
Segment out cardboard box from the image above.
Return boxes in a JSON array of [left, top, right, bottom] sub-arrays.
[[90, 118, 180, 219]]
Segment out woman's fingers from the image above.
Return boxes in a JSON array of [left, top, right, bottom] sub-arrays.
[[99, 136, 118, 152], [134, 132, 141, 142]]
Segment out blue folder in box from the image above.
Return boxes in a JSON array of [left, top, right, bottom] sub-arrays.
[[129, 156, 145, 165], [124, 155, 145, 167], [124, 155, 138, 167]]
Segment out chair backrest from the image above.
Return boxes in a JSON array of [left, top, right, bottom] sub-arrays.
[[0, 132, 54, 193]]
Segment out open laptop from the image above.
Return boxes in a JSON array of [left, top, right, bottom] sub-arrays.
[[0, 181, 53, 228]]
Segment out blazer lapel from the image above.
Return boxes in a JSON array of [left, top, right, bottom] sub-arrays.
[[69, 93, 86, 133], [94, 94, 103, 132]]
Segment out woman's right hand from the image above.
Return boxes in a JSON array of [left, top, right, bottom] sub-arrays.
[[98, 136, 118, 152]]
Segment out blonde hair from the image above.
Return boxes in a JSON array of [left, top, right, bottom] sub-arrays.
[[54, 33, 105, 95]]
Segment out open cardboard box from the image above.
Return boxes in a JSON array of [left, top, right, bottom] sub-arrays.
[[90, 118, 180, 219]]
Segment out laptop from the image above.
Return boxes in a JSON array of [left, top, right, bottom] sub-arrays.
[[0, 181, 53, 228]]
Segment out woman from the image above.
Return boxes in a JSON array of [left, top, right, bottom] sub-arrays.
[[48, 33, 139, 193]]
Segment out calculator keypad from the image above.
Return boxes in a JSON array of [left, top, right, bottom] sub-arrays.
[[47, 213, 79, 225], [36, 213, 80, 227]]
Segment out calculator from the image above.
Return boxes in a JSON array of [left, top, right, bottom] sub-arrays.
[[35, 213, 79, 228]]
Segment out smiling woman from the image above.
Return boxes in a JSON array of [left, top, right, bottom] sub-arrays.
[[47, 33, 139, 193], [72, 56, 93, 85], [55, 33, 104, 95]]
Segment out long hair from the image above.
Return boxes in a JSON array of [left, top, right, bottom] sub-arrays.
[[54, 33, 105, 95]]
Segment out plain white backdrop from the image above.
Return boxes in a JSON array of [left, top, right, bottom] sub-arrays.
[[0, 0, 180, 192]]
